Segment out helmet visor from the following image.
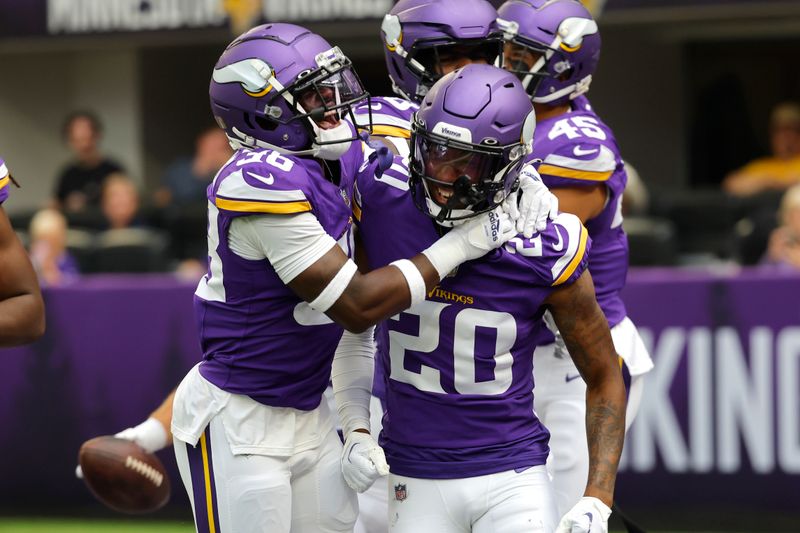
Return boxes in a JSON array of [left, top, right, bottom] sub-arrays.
[[413, 133, 505, 211], [502, 41, 550, 92], [290, 58, 369, 130], [409, 36, 504, 90]]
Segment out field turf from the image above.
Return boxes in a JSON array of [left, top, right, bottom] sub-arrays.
[[0, 519, 194, 532], [0, 521, 732, 533]]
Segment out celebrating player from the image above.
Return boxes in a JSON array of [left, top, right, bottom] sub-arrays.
[[350, 63, 626, 533], [169, 24, 519, 533], [348, 3, 558, 531], [0, 158, 45, 346], [497, 0, 654, 528]]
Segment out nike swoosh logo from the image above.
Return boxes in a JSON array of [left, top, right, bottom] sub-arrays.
[[552, 225, 564, 252], [573, 146, 599, 157], [565, 373, 581, 383], [246, 170, 275, 185]]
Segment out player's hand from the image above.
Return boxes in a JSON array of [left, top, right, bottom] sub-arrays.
[[361, 132, 394, 178], [503, 165, 558, 238], [451, 207, 517, 258], [422, 207, 517, 279], [555, 497, 612, 533], [114, 418, 168, 454], [341, 431, 390, 493]]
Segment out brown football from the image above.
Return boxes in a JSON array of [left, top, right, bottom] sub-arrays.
[[78, 436, 170, 514]]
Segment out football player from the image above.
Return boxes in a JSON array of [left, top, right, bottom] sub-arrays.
[[349, 63, 626, 533], [169, 24, 519, 533], [347, 3, 559, 531], [362, 0, 558, 240], [80, 4, 561, 523], [497, 0, 654, 526], [0, 158, 45, 346]]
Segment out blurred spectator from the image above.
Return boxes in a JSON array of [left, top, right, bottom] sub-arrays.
[[101, 173, 143, 230], [762, 184, 800, 268], [28, 209, 79, 286], [153, 127, 232, 210], [54, 111, 124, 212], [724, 102, 800, 197]]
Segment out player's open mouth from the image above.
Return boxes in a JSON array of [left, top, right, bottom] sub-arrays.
[[432, 185, 455, 205], [316, 113, 340, 130]]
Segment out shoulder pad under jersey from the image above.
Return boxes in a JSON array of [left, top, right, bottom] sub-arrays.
[[504, 212, 590, 287], [354, 96, 417, 140], [534, 112, 621, 187], [211, 149, 313, 216]]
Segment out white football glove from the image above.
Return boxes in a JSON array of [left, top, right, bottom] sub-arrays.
[[423, 207, 517, 279], [341, 431, 390, 493], [555, 497, 612, 533], [114, 417, 168, 454], [503, 164, 559, 238]]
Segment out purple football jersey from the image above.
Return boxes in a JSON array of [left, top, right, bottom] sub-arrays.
[[531, 97, 628, 329], [353, 96, 418, 142], [354, 166, 591, 479], [194, 142, 365, 411], [0, 158, 11, 205], [352, 95, 418, 403]]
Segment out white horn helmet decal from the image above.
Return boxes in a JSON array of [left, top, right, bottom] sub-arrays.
[[212, 58, 276, 97]]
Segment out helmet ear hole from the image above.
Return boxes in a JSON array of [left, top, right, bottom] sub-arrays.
[[243, 113, 256, 130], [254, 114, 279, 131]]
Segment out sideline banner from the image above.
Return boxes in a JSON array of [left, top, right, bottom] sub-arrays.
[[0, 0, 393, 38], [616, 268, 800, 511], [0, 269, 798, 512]]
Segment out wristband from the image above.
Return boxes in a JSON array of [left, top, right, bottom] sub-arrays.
[[390, 259, 426, 307], [309, 259, 358, 312]]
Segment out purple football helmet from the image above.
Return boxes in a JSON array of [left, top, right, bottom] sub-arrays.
[[210, 23, 369, 155], [381, 0, 504, 103], [409, 64, 535, 225], [497, 0, 600, 105]]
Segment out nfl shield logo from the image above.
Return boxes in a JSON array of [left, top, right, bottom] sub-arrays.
[[394, 483, 407, 502]]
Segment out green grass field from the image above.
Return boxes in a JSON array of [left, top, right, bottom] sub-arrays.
[[0, 522, 732, 533], [0, 519, 194, 532]]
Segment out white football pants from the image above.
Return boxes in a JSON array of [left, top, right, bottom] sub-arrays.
[[173, 367, 357, 533], [387, 466, 558, 533]]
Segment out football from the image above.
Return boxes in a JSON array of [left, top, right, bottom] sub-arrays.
[[78, 436, 170, 514]]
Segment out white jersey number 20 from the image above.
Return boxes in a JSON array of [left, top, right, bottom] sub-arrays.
[[388, 301, 516, 396]]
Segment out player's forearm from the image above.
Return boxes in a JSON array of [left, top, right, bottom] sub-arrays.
[[330, 255, 438, 333], [547, 271, 626, 506], [583, 373, 626, 506], [0, 293, 45, 346], [332, 327, 375, 436]]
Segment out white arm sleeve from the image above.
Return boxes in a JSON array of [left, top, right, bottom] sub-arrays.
[[332, 326, 376, 437], [228, 212, 338, 284]]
